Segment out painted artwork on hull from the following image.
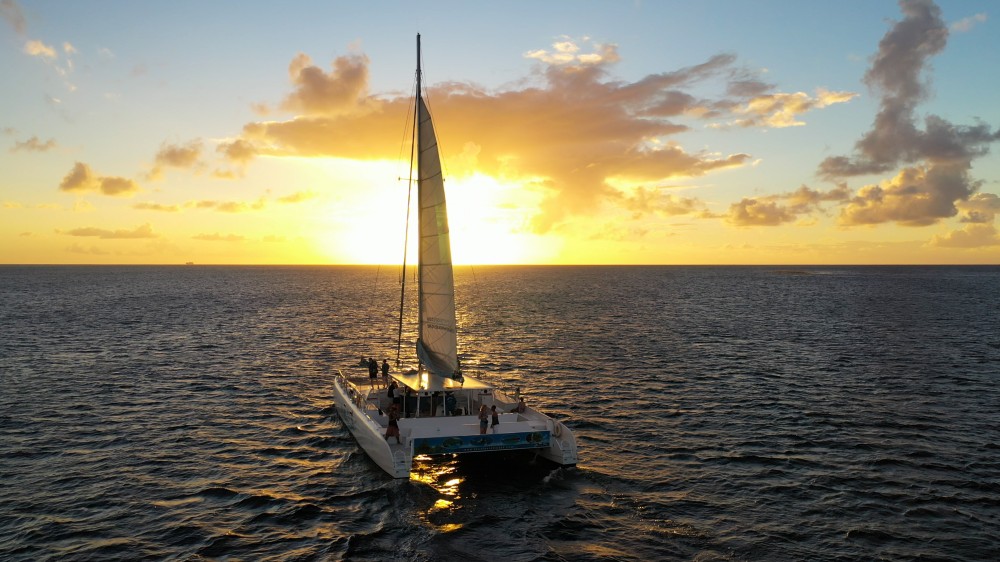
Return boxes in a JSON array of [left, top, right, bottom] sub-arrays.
[[413, 431, 550, 456]]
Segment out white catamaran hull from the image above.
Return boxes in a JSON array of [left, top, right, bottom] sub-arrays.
[[333, 371, 578, 479], [332, 375, 411, 478]]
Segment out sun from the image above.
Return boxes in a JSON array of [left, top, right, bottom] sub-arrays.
[[303, 157, 557, 265], [444, 173, 557, 265]]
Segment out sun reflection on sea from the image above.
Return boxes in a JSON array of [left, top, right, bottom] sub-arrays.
[[410, 456, 465, 532]]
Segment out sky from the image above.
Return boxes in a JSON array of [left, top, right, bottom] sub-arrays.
[[1, 0, 999, 265]]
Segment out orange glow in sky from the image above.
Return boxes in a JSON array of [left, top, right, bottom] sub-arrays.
[[1, 1, 998, 265]]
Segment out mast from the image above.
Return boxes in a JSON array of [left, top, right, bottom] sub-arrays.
[[415, 33, 424, 369]]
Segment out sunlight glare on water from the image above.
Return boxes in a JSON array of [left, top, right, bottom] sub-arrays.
[[1, 265, 998, 561]]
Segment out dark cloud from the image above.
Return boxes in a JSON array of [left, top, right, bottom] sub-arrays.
[[839, 163, 979, 226], [818, 0, 1000, 227], [957, 193, 1000, 223], [721, 185, 850, 227], [58, 161, 140, 197], [149, 140, 203, 180], [217, 138, 257, 164], [278, 53, 374, 116], [1, 0, 26, 35], [725, 198, 796, 226]]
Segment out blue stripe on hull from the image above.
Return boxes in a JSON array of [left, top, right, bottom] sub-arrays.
[[413, 431, 550, 455]]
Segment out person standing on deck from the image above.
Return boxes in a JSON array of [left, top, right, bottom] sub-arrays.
[[368, 357, 379, 388], [490, 405, 500, 433], [381, 359, 390, 386], [478, 405, 489, 434], [387, 380, 399, 407], [385, 404, 401, 444]]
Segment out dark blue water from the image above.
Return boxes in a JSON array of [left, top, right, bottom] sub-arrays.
[[1, 265, 998, 561]]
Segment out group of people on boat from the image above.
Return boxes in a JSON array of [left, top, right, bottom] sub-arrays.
[[366, 357, 390, 388]]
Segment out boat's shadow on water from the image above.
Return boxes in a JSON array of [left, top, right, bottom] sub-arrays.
[[382, 453, 587, 561]]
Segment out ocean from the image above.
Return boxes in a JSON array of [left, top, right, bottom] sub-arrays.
[[1, 265, 998, 561]]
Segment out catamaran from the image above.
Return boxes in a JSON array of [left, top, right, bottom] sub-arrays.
[[332, 35, 579, 479]]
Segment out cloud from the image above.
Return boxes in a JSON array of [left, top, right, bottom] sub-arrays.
[[10, 136, 56, 152], [615, 186, 705, 218], [133, 202, 180, 212], [24, 39, 56, 59], [188, 198, 266, 213], [727, 88, 857, 128], [1, 0, 25, 34], [63, 223, 158, 239], [275, 52, 374, 116], [23, 36, 77, 91], [277, 191, 316, 204], [725, 198, 796, 226], [721, 184, 850, 226], [818, 0, 1000, 228], [217, 138, 257, 164], [524, 37, 621, 66], [58, 162, 141, 197], [950, 13, 987, 33], [956, 192, 1000, 223], [929, 224, 1000, 248], [193, 233, 246, 242], [149, 140, 203, 180], [241, 41, 848, 232], [838, 164, 980, 226]]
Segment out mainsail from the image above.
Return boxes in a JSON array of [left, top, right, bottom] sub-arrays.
[[415, 37, 459, 379]]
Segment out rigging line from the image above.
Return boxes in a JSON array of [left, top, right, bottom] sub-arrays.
[[369, 264, 381, 319], [395, 74, 418, 183], [396, 69, 419, 368]]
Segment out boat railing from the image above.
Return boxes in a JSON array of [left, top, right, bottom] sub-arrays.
[[462, 369, 522, 403]]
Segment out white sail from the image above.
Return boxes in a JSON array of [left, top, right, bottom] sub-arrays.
[[416, 93, 459, 378]]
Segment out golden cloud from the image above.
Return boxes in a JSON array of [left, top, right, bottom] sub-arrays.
[[731, 88, 857, 128], [63, 223, 157, 239], [724, 198, 796, 226], [133, 202, 180, 212], [23, 39, 55, 59], [957, 193, 1000, 223], [838, 164, 975, 226], [930, 224, 1000, 248], [277, 191, 316, 204], [187, 198, 266, 213], [720, 184, 849, 226], [193, 233, 245, 242], [237, 45, 789, 232]]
